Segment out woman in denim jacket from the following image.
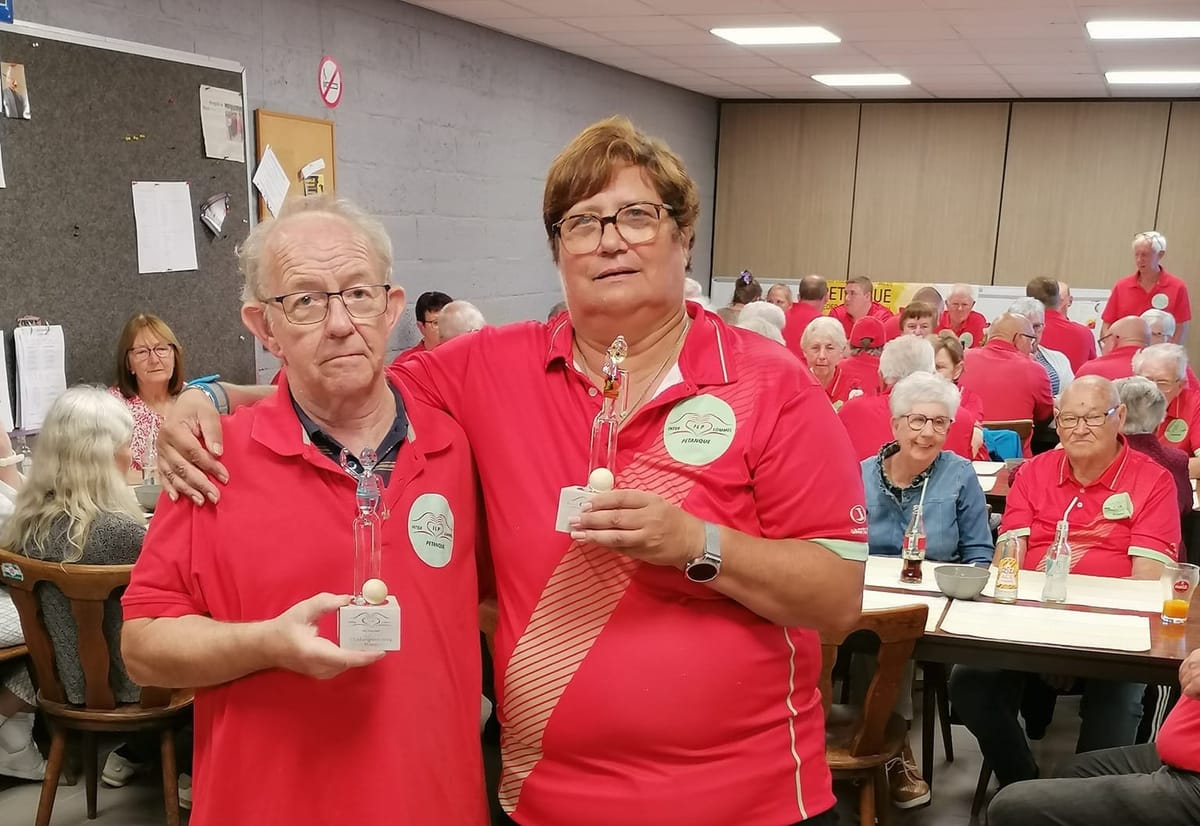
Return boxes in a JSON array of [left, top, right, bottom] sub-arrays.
[[862, 372, 994, 566]]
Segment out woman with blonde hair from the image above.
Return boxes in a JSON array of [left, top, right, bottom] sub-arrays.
[[109, 313, 186, 473], [0, 386, 147, 783]]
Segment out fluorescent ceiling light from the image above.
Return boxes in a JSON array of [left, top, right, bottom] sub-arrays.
[[1105, 70, 1200, 84], [812, 73, 911, 87], [1087, 20, 1200, 40], [710, 26, 840, 46]]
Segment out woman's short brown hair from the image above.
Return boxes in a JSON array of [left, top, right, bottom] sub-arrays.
[[929, 329, 965, 367], [542, 116, 700, 264], [114, 313, 185, 399]]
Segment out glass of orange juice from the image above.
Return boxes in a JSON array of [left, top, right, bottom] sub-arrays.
[[1161, 562, 1200, 625]]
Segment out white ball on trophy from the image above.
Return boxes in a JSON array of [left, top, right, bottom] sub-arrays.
[[587, 467, 615, 492], [362, 578, 389, 605]]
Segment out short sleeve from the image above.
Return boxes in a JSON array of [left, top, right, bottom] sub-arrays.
[[1128, 466, 1182, 566], [122, 494, 209, 621], [1101, 290, 1121, 324], [753, 385, 868, 562], [998, 463, 1036, 542]]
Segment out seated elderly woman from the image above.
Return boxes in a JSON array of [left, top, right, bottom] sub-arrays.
[[735, 301, 786, 346], [803, 316, 877, 409], [838, 335, 980, 461], [1133, 343, 1200, 479], [0, 387, 148, 784], [1114, 375, 1191, 514], [108, 313, 186, 474], [950, 376, 1181, 790]]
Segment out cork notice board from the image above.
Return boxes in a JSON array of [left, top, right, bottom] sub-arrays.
[[254, 109, 336, 219]]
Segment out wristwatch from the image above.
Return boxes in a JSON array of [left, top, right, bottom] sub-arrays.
[[685, 521, 722, 583]]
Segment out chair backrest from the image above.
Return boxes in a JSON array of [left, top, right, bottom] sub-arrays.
[[820, 603, 928, 758], [0, 548, 168, 710], [983, 419, 1034, 442]]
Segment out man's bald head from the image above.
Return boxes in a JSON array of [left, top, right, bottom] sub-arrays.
[[1061, 374, 1120, 411], [1107, 316, 1151, 351], [948, 283, 974, 301], [989, 312, 1032, 340], [797, 274, 828, 304]]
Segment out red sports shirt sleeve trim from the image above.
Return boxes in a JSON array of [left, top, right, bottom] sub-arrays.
[[1126, 469, 1182, 563]]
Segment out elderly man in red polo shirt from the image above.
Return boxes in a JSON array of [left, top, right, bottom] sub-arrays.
[[1102, 231, 1191, 344], [782, 274, 827, 358], [988, 646, 1200, 826], [1077, 315, 1150, 381], [830, 275, 894, 338], [120, 197, 488, 825], [950, 375, 1181, 790], [1027, 277, 1096, 372], [153, 118, 867, 826], [937, 283, 987, 348], [1134, 343, 1200, 479], [960, 313, 1053, 453]]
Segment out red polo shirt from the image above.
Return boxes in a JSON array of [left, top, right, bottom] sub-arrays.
[[1075, 345, 1141, 382], [396, 303, 867, 826], [961, 340, 1053, 452], [837, 392, 976, 462], [783, 302, 822, 359], [1157, 695, 1200, 773], [826, 363, 878, 410], [840, 353, 881, 395], [392, 341, 429, 365], [829, 301, 894, 339], [1000, 439, 1179, 577], [936, 310, 987, 349], [1156, 387, 1200, 459], [1102, 270, 1192, 325], [1041, 309, 1097, 373], [122, 375, 486, 826], [959, 386, 985, 423]]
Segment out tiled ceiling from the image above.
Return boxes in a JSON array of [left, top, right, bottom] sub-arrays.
[[405, 0, 1200, 98]]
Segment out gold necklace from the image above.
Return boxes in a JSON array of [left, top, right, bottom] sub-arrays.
[[575, 318, 690, 424]]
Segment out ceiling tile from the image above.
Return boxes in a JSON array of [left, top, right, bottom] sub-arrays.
[[416, 0, 534, 20], [509, 0, 656, 14], [568, 15, 697, 33]]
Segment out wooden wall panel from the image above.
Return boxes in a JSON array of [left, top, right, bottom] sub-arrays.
[[993, 102, 1170, 289], [713, 103, 859, 280], [849, 102, 1009, 284], [1156, 102, 1200, 363]]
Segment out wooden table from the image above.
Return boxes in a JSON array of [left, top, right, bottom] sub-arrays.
[[979, 467, 1009, 507]]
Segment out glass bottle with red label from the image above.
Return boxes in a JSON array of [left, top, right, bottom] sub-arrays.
[[900, 504, 927, 584]]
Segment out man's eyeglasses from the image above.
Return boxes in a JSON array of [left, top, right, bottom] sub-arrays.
[[901, 413, 953, 434], [552, 202, 672, 255], [128, 345, 174, 361], [1098, 334, 1115, 346], [270, 284, 391, 325], [1151, 378, 1181, 391], [1016, 333, 1037, 343], [1055, 407, 1117, 430]]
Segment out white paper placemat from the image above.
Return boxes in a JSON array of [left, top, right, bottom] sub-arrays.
[[940, 600, 1152, 652], [972, 461, 1005, 475], [861, 590, 947, 632], [978, 476, 997, 492], [981, 568, 1160, 612], [865, 556, 957, 594]]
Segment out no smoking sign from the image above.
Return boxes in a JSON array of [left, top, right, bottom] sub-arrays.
[[318, 55, 343, 108]]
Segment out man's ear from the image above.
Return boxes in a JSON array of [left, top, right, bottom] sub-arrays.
[[242, 304, 284, 360]]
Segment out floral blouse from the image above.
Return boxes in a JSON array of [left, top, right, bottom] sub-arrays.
[[107, 387, 163, 472]]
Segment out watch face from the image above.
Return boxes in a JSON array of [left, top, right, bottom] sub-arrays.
[[686, 560, 719, 583]]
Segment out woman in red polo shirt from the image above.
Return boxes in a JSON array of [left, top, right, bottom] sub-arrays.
[[803, 316, 875, 409], [155, 117, 868, 826]]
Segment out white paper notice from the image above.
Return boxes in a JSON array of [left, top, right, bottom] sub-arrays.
[[13, 325, 67, 432], [199, 85, 245, 162], [861, 590, 947, 633], [253, 146, 290, 217], [300, 158, 325, 179], [0, 333, 13, 432], [940, 600, 1151, 652], [131, 182, 199, 274]]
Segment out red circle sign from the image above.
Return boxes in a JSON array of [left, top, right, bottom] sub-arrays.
[[318, 55, 343, 108], [1175, 580, 1190, 593]]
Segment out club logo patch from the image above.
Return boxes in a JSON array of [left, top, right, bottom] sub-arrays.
[[663, 395, 736, 466], [408, 493, 454, 568]]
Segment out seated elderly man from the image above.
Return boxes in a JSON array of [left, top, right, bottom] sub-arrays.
[[937, 283, 987, 348], [1134, 343, 1200, 479], [782, 274, 826, 356], [1009, 297, 1074, 397], [1114, 376, 1192, 514], [950, 376, 1181, 789], [1077, 316, 1150, 380], [439, 300, 486, 343], [803, 316, 877, 409], [961, 313, 1054, 454], [120, 197, 486, 824], [1142, 310, 1200, 388], [838, 336, 980, 461]]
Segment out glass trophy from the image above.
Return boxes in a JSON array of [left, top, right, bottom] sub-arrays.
[[555, 336, 627, 532], [337, 448, 400, 651]]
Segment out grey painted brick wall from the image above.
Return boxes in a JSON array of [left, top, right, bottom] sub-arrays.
[[16, 0, 718, 382]]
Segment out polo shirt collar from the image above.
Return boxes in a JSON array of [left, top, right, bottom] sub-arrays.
[[984, 338, 1019, 355], [1056, 436, 1133, 492], [544, 300, 735, 387]]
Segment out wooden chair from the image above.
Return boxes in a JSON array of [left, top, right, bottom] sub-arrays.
[[820, 604, 929, 826], [0, 643, 29, 663], [982, 419, 1034, 444], [0, 549, 192, 826]]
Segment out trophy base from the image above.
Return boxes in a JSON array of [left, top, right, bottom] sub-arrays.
[[338, 596, 400, 652], [555, 485, 591, 534]]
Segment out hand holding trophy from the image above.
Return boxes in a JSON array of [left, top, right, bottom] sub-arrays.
[[338, 448, 401, 651]]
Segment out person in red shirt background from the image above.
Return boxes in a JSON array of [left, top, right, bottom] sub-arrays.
[[766, 283, 793, 312], [899, 301, 936, 337], [988, 646, 1200, 826], [937, 284, 987, 348], [951, 376, 1180, 790], [1102, 231, 1191, 344], [840, 316, 886, 393], [782, 274, 827, 358], [829, 275, 894, 338], [1133, 344, 1200, 479], [804, 316, 877, 409], [1077, 316, 1150, 381], [1142, 309, 1200, 389], [960, 314, 1053, 454], [1027, 277, 1096, 373], [931, 331, 984, 423], [394, 291, 453, 364]]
